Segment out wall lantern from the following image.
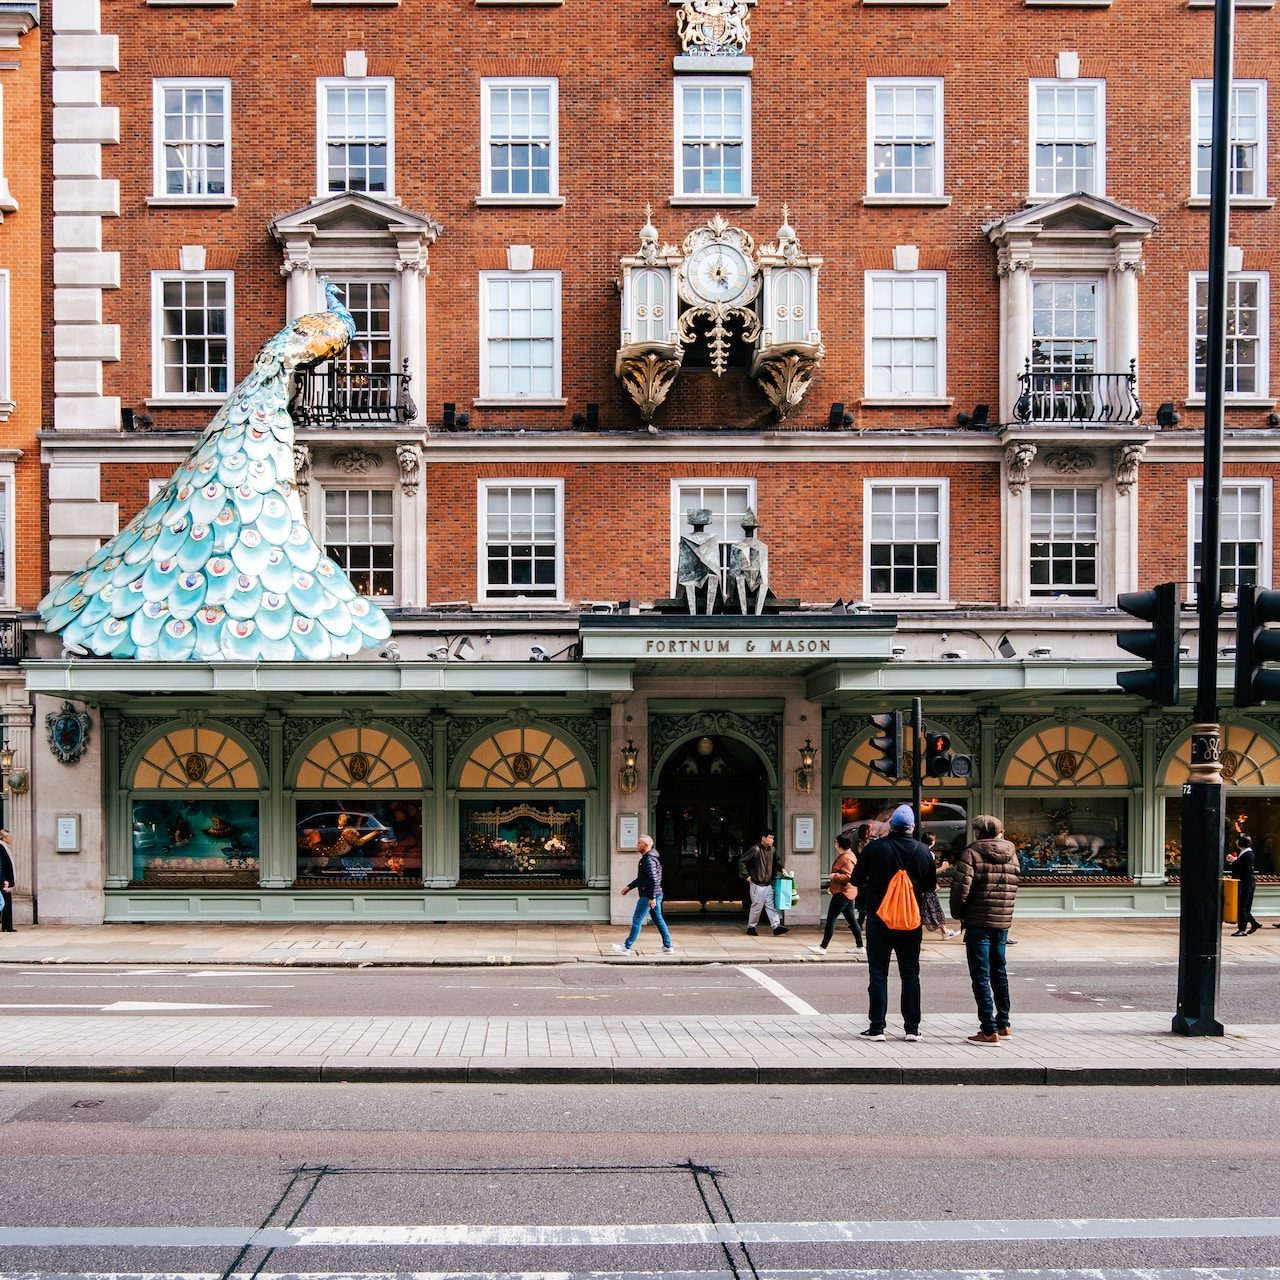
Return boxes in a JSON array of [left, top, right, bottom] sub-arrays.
[[619, 739, 639, 795], [794, 738, 816, 794], [0, 742, 28, 795]]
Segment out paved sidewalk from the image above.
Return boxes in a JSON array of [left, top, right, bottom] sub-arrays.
[[0, 1009, 1275, 1086], [1, 920, 1274, 1085], [3, 916, 1278, 967]]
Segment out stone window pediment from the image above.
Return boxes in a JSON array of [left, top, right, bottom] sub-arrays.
[[270, 192, 442, 273]]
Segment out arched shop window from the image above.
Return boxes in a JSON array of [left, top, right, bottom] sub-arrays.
[[129, 724, 263, 888], [292, 725, 424, 888], [1161, 723, 1280, 881], [839, 731, 971, 865], [1001, 723, 1133, 881], [457, 726, 588, 886]]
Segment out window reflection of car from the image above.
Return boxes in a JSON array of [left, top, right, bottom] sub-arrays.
[[296, 812, 397, 860], [845, 801, 968, 853]]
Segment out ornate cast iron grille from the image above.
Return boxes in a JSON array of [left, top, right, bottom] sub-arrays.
[[1014, 359, 1141, 425], [0, 619, 21, 666], [289, 360, 418, 428]]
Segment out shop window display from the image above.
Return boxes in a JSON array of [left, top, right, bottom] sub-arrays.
[[1164, 796, 1280, 880], [1003, 796, 1129, 878], [459, 800, 585, 885], [295, 798, 422, 886], [132, 798, 260, 886], [840, 796, 969, 866]]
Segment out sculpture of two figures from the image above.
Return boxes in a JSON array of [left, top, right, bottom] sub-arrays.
[[677, 508, 722, 615], [677, 508, 769, 616]]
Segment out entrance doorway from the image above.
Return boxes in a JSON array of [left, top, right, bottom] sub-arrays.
[[654, 734, 771, 917]]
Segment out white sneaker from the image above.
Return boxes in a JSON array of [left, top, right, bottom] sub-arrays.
[[611, 943, 631, 954], [808, 944, 827, 955], [944, 929, 959, 938], [662, 946, 676, 955]]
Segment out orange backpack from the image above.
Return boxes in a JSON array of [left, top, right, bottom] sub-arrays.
[[876, 852, 922, 931]]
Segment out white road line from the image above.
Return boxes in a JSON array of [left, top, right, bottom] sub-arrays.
[[4, 1273, 1279, 1280], [1, 1272, 1277, 1280], [0, 1001, 267, 1012], [737, 965, 821, 1015], [2, 1216, 1278, 1250]]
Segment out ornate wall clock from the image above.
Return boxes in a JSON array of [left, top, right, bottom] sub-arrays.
[[676, 216, 762, 374]]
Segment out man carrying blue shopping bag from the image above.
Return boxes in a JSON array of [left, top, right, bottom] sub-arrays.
[[738, 831, 790, 936]]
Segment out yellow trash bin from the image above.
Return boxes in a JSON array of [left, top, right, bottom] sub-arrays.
[[1223, 875, 1239, 925]]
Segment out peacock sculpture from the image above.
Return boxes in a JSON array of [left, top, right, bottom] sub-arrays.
[[39, 283, 393, 661]]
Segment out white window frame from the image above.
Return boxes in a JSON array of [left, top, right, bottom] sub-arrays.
[[1187, 271, 1270, 403], [669, 479, 757, 596], [316, 77, 395, 198], [478, 270, 563, 403], [149, 270, 234, 403], [151, 77, 232, 202], [863, 270, 947, 403], [477, 479, 565, 606], [1028, 78, 1106, 199], [0, 469, 12, 610], [673, 76, 752, 202], [322, 485, 399, 603], [1028, 485, 1101, 603], [0, 269, 10, 417], [863, 479, 949, 604], [1192, 80, 1268, 202], [865, 78, 944, 201], [1188, 479, 1273, 595], [480, 77, 561, 204]]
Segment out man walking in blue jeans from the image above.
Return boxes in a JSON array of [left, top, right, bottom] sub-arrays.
[[949, 813, 1020, 1043], [849, 804, 935, 1042], [613, 834, 675, 956]]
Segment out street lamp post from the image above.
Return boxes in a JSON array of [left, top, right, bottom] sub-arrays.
[[1174, 0, 1235, 1038]]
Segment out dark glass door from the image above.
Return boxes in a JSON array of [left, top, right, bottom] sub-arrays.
[[654, 734, 770, 916]]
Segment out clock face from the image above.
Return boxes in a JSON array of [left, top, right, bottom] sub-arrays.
[[685, 242, 752, 305]]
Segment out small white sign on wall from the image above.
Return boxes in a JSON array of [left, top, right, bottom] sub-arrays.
[[618, 813, 640, 850], [793, 815, 816, 852], [55, 813, 81, 854]]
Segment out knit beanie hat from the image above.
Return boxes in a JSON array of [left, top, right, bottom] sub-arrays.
[[889, 803, 915, 830]]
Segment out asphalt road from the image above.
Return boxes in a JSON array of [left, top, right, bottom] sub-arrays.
[[0, 1081, 1275, 1277], [0, 957, 1273, 1022]]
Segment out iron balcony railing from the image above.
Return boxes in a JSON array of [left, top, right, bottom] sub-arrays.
[[1014, 359, 1141, 425], [289, 360, 418, 428], [0, 618, 22, 666]]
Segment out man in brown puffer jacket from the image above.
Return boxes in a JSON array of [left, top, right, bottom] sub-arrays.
[[950, 814, 1020, 1044]]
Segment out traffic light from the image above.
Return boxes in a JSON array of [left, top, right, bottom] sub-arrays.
[[922, 728, 974, 778], [1116, 581, 1181, 706], [924, 730, 952, 777], [1234, 583, 1280, 707], [868, 710, 903, 780]]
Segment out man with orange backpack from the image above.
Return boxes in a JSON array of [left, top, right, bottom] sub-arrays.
[[848, 803, 936, 1042]]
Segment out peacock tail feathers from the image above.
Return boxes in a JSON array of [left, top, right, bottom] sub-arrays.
[[39, 290, 393, 662]]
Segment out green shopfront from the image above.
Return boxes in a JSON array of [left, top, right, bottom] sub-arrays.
[[21, 618, 1280, 922]]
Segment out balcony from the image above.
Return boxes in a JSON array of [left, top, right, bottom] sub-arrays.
[[289, 361, 418, 428], [0, 618, 22, 666], [1014, 360, 1141, 426]]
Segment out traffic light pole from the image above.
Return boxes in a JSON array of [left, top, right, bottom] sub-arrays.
[[911, 698, 923, 837], [1174, 0, 1234, 1038]]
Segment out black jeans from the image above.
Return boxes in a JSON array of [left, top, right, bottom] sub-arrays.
[[0, 887, 12, 932], [821, 894, 863, 948], [865, 915, 922, 1033], [964, 926, 1010, 1034]]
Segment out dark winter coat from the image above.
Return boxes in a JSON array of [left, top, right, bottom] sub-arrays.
[[628, 850, 664, 899], [849, 831, 936, 919], [739, 841, 782, 886], [950, 837, 1020, 930], [1230, 846, 1257, 887]]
